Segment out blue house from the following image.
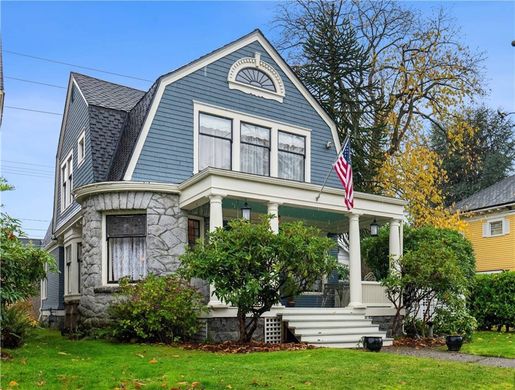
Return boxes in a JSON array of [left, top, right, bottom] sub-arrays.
[[42, 30, 405, 346]]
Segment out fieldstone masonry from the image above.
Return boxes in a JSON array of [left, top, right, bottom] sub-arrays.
[[78, 191, 188, 326]]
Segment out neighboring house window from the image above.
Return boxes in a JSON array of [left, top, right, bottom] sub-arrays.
[[240, 122, 270, 176], [65, 245, 72, 294], [77, 131, 86, 165], [278, 131, 305, 181], [198, 113, 232, 171], [188, 218, 201, 248], [77, 242, 82, 294], [61, 151, 73, 211], [483, 217, 510, 237], [106, 214, 147, 283]]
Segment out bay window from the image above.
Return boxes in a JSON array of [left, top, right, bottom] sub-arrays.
[[106, 214, 147, 283], [198, 113, 232, 171], [278, 131, 305, 182], [240, 122, 270, 176]]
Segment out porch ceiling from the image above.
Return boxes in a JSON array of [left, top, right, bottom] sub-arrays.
[[178, 168, 405, 220]]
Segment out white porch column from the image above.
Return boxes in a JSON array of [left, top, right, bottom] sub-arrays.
[[348, 213, 363, 308], [267, 202, 280, 234], [208, 194, 225, 306], [389, 219, 401, 273]]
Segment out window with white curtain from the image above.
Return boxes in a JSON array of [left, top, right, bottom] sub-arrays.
[[106, 214, 147, 283], [278, 131, 305, 181], [199, 113, 232, 171], [65, 245, 72, 294], [240, 122, 270, 176], [61, 151, 73, 211]]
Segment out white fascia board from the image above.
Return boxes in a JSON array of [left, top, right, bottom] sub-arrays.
[[123, 31, 340, 180]]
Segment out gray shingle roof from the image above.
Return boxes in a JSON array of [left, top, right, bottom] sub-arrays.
[[72, 72, 145, 111], [456, 175, 515, 212]]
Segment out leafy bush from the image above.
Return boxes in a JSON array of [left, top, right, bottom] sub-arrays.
[[362, 225, 475, 281], [1, 303, 34, 348], [434, 300, 477, 341], [108, 274, 207, 343], [180, 217, 337, 342], [468, 271, 515, 331]]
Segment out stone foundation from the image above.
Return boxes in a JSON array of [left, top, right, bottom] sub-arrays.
[[201, 317, 266, 342], [78, 191, 188, 326], [370, 315, 401, 337]]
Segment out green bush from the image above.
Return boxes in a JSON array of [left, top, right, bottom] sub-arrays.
[[362, 225, 475, 281], [1, 304, 33, 348], [468, 271, 515, 331], [433, 300, 477, 341], [108, 274, 207, 343]]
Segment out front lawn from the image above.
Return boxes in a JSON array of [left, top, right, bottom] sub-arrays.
[[2, 329, 514, 389], [460, 331, 515, 359]]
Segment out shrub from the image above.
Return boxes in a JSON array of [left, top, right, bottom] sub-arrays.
[[108, 274, 207, 343], [1, 303, 34, 348], [434, 300, 477, 341], [468, 271, 515, 331]]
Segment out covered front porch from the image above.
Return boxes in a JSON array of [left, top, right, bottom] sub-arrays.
[[179, 168, 405, 314]]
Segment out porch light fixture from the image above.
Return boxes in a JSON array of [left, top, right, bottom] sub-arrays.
[[370, 219, 379, 236], [241, 202, 251, 220]]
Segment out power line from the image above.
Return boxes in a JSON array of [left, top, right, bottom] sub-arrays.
[[23, 227, 47, 231], [6, 76, 66, 89], [2, 167, 54, 176], [5, 106, 62, 116], [1, 159, 54, 169], [5, 50, 153, 82], [19, 218, 50, 223], [2, 171, 53, 179]]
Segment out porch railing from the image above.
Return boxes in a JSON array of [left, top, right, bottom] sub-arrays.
[[362, 281, 391, 306]]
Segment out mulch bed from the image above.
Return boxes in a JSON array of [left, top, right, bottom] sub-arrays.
[[393, 337, 446, 349], [181, 341, 315, 353]]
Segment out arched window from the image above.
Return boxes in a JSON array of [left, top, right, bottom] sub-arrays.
[[228, 53, 285, 102], [235, 68, 276, 92]]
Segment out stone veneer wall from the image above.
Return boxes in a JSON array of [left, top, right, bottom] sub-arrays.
[[370, 315, 401, 338], [79, 191, 188, 326]]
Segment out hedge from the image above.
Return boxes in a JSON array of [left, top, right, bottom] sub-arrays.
[[468, 271, 515, 331]]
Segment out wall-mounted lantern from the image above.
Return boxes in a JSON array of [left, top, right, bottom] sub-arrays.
[[370, 218, 379, 236]]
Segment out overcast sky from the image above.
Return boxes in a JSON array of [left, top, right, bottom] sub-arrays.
[[1, 1, 514, 238]]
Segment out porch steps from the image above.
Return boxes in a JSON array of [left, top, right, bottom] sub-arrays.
[[281, 308, 392, 349]]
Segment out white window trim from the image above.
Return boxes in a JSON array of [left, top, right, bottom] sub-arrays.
[[227, 52, 285, 103], [77, 130, 86, 166], [60, 150, 74, 212], [482, 217, 510, 237], [101, 210, 147, 287], [193, 101, 311, 183]]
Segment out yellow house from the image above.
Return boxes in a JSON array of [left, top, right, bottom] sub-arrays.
[[457, 175, 515, 273]]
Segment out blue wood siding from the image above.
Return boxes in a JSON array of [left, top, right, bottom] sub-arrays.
[[132, 41, 341, 188], [41, 246, 64, 311], [55, 84, 91, 230]]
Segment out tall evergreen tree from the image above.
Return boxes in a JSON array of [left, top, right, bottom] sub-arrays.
[[431, 107, 515, 206]]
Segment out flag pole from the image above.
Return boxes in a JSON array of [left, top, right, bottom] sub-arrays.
[[315, 135, 349, 202]]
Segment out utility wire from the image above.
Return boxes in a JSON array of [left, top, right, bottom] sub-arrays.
[[5, 50, 152, 82], [6, 76, 66, 89], [1, 159, 54, 168], [2, 171, 53, 179], [19, 218, 50, 223], [5, 106, 62, 116]]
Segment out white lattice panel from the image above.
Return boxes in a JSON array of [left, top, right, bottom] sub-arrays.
[[264, 317, 282, 344]]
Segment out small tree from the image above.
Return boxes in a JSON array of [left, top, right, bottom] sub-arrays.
[[382, 238, 471, 336], [180, 217, 338, 342]]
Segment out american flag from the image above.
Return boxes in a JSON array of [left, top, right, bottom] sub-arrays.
[[333, 137, 354, 210]]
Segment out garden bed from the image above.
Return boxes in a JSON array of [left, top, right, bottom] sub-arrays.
[[181, 340, 315, 353]]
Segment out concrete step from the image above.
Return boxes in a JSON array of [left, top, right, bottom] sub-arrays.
[[301, 332, 386, 343], [280, 308, 359, 315], [282, 314, 366, 321], [294, 326, 381, 336], [287, 320, 373, 329]]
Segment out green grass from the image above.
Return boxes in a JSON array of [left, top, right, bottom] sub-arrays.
[[2, 329, 514, 390], [460, 331, 515, 359]]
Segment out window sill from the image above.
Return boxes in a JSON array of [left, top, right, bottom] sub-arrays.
[[94, 286, 122, 294]]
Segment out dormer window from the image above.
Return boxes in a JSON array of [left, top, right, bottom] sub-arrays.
[[228, 53, 285, 102]]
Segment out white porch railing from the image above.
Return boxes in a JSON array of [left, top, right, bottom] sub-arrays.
[[362, 281, 391, 306]]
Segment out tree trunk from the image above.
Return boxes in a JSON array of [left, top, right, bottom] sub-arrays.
[[237, 309, 247, 343]]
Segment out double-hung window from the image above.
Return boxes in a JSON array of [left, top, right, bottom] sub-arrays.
[[198, 113, 232, 171], [240, 122, 270, 176], [77, 242, 82, 293], [61, 152, 73, 211], [188, 218, 202, 248], [278, 131, 306, 182], [65, 245, 72, 294], [106, 214, 147, 283]]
